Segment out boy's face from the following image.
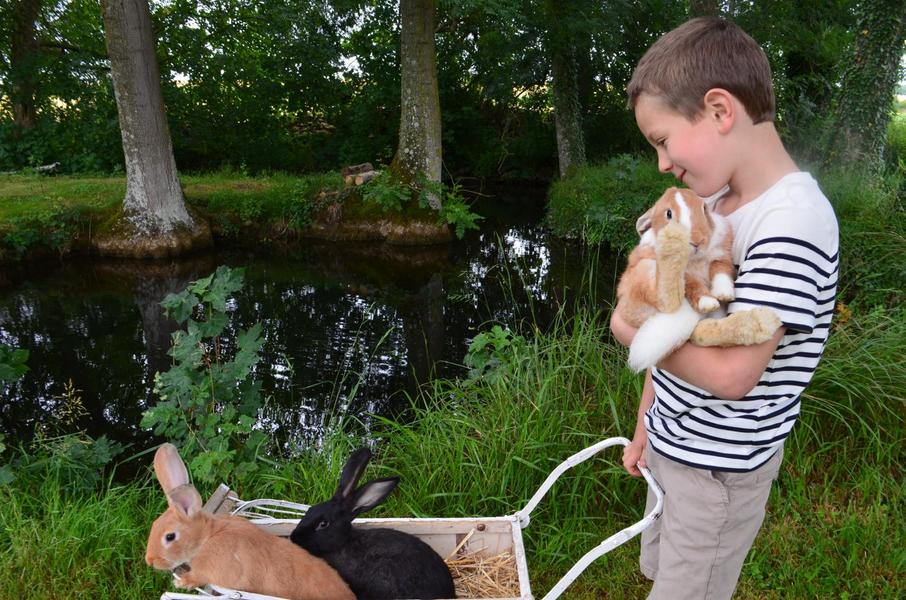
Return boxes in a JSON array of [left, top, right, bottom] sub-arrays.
[[634, 93, 730, 198]]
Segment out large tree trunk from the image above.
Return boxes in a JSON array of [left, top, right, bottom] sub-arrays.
[[392, 0, 442, 209], [830, 0, 906, 169], [10, 0, 42, 136], [546, 0, 587, 179], [101, 0, 196, 237]]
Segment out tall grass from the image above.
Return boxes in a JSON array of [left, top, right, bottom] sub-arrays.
[[1, 303, 903, 598], [0, 438, 164, 598]]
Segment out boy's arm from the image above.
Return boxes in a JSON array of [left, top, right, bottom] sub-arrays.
[[610, 308, 784, 400], [657, 327, 785, 399], [622, 369, 653, 477]]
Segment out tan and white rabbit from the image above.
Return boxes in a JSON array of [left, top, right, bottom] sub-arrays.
[[145, 443, 355, 600], [616, 187, 779, 372]]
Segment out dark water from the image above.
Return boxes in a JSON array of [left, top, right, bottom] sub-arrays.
[[0, 191, 621, 453]]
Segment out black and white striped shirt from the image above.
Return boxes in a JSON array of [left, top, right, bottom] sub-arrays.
[[647, 172, 839, 471]]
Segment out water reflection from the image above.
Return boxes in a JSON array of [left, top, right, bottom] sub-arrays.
[[0, 193, 620, 452]]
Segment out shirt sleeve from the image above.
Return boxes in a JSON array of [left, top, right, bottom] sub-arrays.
[[728, 203, 839, 334]]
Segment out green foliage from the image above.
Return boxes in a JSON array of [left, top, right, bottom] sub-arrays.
[[141, 266, 267, 485], [0, 344, 29, 383], [886, 113, 906, 169], [356, 172, 482, 239], [822, 167, 905, 310], [1, 433, 123, 494], [463, 324, 528, 384], [361, 171, 411, 213], [546, 154, 674, 250], [416, 176, 484, 238]]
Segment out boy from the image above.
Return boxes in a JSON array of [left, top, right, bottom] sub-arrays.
[[610, 17, 839, 599]]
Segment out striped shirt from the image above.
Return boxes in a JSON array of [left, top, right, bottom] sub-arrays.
[[647, 172, 839, 471]]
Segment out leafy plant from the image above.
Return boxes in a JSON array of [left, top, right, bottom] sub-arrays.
[[0, 344, 29, 384], [141, 265, 267, 484], [1, 433, 123, 493], [361, 171, 411, 213], [417, 177, 483, 238], [463, 324, 528, 385]]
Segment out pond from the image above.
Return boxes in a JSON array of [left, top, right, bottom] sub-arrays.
[[0, 189, 621, 454]]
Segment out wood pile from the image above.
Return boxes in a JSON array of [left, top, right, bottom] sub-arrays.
[[341, 162, 379, 185]]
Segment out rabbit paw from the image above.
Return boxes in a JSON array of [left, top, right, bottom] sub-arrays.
[[656, 223, 692, 267], [711, 273, 735, 302], [697, 295, 720, 313]]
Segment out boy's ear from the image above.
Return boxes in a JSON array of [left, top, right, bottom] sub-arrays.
[[703, 88, 736, 133]]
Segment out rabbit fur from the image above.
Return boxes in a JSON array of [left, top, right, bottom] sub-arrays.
[[145, 443, 355, 600], [616, 187, 780, 372], [290, 448, 456, 600]]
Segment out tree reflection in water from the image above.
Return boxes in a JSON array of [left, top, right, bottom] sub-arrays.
[[0, 195, 619, 454]]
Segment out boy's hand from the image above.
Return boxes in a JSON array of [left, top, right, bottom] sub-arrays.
[[622, 437, 647, 477]]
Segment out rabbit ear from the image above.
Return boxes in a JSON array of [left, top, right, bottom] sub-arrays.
[[635, 209, 653, 236], [333, 448, 372, 500], [154, 443, 190, 495], [168, 483, 203, 518], [349, 477, 399, 516]]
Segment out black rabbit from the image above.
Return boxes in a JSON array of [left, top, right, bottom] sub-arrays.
[[290, 448, 456, 600]]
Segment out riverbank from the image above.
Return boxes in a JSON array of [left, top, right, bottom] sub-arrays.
[[1, 303, 903, 598], [0, 170, 470, 265]]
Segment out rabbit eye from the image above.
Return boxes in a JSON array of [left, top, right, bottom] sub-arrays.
[[666, 208, 673, 220], [165, 532, 177, 543], [316, 519, 330, 531]]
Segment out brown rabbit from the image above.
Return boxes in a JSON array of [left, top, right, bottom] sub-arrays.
[[616, 187, 779, 371], [145, 443, 355, 600]]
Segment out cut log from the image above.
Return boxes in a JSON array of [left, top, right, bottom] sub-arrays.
[[354, 170, 378, 185], [341, 162, 374, 177]]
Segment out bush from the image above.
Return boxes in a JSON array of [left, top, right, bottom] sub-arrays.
[[821, 167, 905, 310], [885, 113, 906, 169], [545, 155, 674, 251]]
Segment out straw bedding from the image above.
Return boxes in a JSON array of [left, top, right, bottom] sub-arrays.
[[444, 528, 520, 599]]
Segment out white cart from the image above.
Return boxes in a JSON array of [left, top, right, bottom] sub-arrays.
[[160, 437, 663, 600]]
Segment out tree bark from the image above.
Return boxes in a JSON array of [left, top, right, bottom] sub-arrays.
[[831, 0, 906, 169], [101, 0, 194, 234], [546, 0, 587, 179], [392, 0, 443, 209], [10, 0, 42, 136]]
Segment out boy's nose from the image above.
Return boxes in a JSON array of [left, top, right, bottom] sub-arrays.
[[656, 150, 672, 173]]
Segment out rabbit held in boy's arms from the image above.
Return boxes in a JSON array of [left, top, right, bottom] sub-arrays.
[[145, 443, 355, 600], [616, 187, 780, 372], [290, 448, 456, 600]]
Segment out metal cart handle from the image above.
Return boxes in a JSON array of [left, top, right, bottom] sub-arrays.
[[513, 436, 664, 600]]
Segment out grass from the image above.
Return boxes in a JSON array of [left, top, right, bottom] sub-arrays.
[[2, 303, 902, 598], [0, 170, 343, 260]]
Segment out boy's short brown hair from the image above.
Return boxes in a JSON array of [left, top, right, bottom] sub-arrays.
[[627, 17, 775, 124]]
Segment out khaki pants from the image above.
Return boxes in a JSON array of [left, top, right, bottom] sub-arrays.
[[640, 446, 783, 600]]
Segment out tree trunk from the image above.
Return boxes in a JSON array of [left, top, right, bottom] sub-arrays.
[[392, 0, 442, 209], [830, 0, 906, 169], [101, 0, 194, 235], [546, 0, 587, 179], [10, 0, 41, 136]]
